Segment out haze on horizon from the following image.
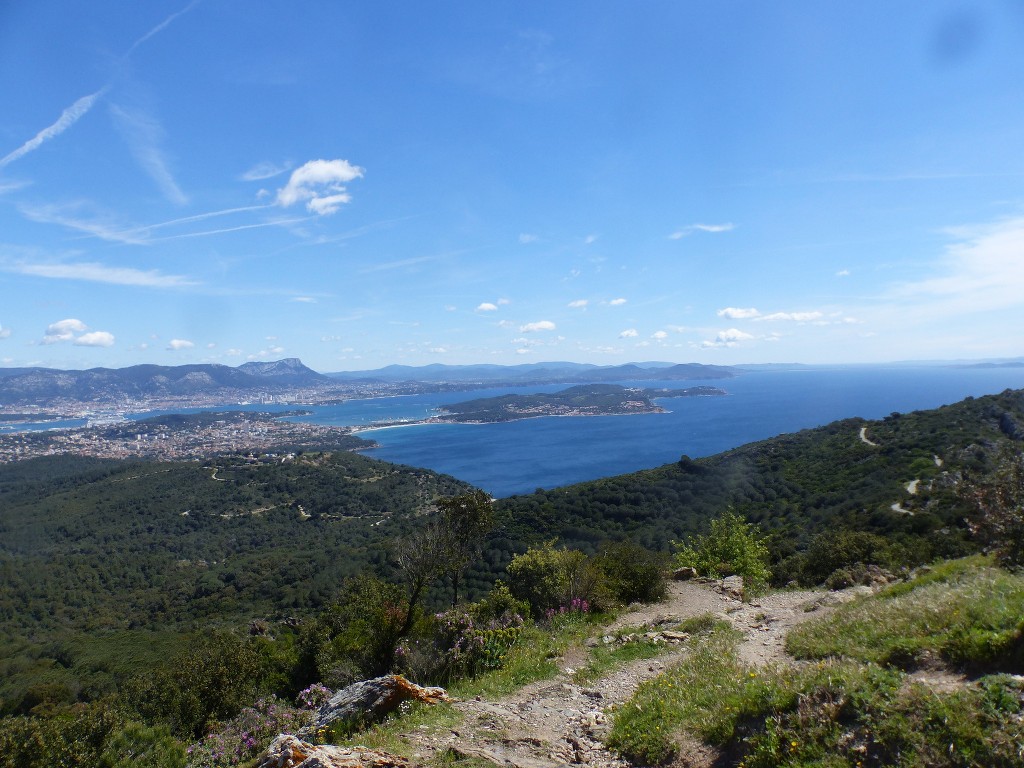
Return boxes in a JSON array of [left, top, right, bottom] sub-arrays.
[[1, 2, 1023, 372]]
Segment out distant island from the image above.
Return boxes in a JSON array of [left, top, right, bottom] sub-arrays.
[[424, 383, 726, 424]]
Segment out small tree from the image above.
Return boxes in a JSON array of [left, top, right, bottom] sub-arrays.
[[394, 521, 448, 636], [436, 490, 495, 606], [673, 510, 771, 595], [961, 449, 1024, 570]]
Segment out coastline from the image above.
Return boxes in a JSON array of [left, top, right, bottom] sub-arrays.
[[353, 407, 676, 434]]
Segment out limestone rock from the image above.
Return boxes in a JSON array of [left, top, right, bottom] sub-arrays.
[[672, 566, 698, 580], [298, 675, 449, 739], [256, 734, 413, 768], [720, 575, 744, 599]]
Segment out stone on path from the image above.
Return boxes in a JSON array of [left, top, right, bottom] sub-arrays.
[[256, 734, 413, 768]]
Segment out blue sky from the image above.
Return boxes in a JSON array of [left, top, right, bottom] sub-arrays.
[[1, 2, 1023, 371]]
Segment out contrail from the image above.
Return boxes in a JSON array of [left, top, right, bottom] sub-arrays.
[[0, 87, 108, 168], [124, 0, 202, 58], [0, 1, 201, 169]]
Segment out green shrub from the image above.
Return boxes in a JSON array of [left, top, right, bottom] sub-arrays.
[[801, 530, 895, 586], [0, 700, 121, 768], [467, 581, 530, 626], [593, 541, 668, 605], [672, 510, 771, 595], [122, 634, 266, 739], [295, 576, 407, 689], [506, 542, 609, 616], [99, 722, 185, 768]]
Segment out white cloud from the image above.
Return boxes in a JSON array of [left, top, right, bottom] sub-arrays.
[[0, 325, 11, 339], [74, 331, 115, 347], [276, 159, 364, 215], [717, 307, 760, 319], [518, 233, 538, 244], [11, 261, 195, 287], [670, 222, 734, 239], [167, 338, 194, 351], [515, 347, 533, 355], [0, 88, 108, 169], [652, 330, 668, 340], [497, 298, 511, 305], [42, 318, 114, 347], [609, 297, 627, 306], [520, 320, 556, 332], [837, 269, 851, 277], [291, 296, 317, 303], [430, 347, 447, 354], [241, 160, 293, 181], [498, 319, 515, 328], [19, 203, 149, 245], [755, 311, 824, 322], [0, 179, 30, 195], [226, 348, 243, 356], [476, 302, 499, 312], [701, 328, 755, 348], [568, 299, 588, 308], [619, 328, 639, 338], [892, 215, 1024, 314], [584, 234, 598, 245], [43, 318, 88, 344], [109, 104, 188, 206]]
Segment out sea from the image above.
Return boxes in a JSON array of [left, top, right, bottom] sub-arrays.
[[288, 364, 1024, 497], [8, 365, 1024, 498]]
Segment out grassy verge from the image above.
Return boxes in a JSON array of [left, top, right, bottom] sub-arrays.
[[786, 556, 1024, 672], [450, 611, 599, 699], [573, 614, 724, 685], [331, 700, 464, 762], [607, 559, 1024, 767]]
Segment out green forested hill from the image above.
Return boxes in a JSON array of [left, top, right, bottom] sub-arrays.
[[497, 388, 1024, 567], [0, 452, 473, 636]]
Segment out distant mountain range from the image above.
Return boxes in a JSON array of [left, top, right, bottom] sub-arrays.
[[0, 359, 739, 407], [326, 361, 738, 384], [0, 358, 332, 405]]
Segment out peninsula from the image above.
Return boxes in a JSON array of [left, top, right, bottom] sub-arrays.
[[429, 383, 726, 424]]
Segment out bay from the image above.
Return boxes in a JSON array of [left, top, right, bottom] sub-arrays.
[[288, 365, 1024, 497]]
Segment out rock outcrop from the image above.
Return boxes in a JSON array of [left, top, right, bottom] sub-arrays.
[[298, 675, 449, 740]]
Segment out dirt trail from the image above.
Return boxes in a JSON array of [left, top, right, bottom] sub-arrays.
[[401, 580, 839, 767]]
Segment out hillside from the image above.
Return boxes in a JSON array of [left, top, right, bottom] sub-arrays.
[[497, 388, 1024, 573], [2, 389, 1022, 766], [0, 452, 473, 636]]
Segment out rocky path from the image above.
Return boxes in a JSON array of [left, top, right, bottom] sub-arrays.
[[400, 580, 839, 768]]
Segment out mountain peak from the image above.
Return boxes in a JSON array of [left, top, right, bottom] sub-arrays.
[[237, 358, 320, 377]]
